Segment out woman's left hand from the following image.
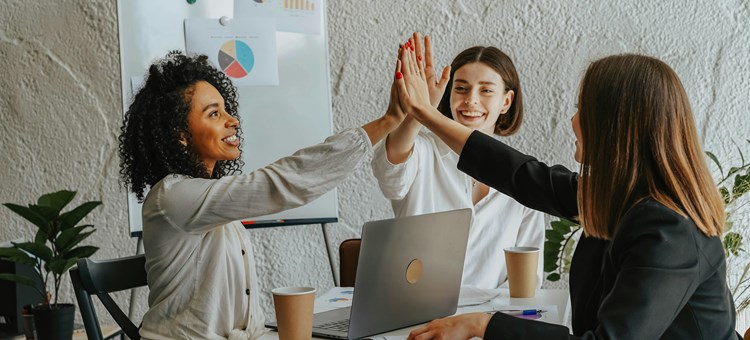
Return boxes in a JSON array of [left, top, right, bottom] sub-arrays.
[[395, 33, 434, 123], [407, 313, 492, 340]]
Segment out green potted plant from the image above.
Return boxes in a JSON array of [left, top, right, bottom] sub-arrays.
[[0, 190, 101, 340], [544, 141, 750, 311]]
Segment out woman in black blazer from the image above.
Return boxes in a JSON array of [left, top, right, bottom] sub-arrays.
[[393, 35, 739, 339]]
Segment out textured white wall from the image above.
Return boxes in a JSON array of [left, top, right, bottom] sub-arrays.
[[1, 0, 749, 331]]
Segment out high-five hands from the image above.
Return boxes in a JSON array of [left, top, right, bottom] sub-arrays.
[[395, 32, 435, 123]]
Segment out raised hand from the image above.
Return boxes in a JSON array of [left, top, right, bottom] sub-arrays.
[[384, 45, 407, 124], [422, 35, 451, 107], [395, 33, 433, 121]]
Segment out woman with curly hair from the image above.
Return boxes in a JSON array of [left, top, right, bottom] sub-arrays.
[[119, 51, 405, 339]]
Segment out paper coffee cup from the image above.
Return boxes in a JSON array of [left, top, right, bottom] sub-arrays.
[[504, 246, 539, 298], [272, 286, 316, 340]]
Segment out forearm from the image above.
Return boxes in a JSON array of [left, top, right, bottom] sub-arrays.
[[362, 114, 403, 146], [385, 116, 421, 164], [412, 106, 473, 155]]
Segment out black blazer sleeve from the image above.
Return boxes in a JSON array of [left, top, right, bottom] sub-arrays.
[[457, 131, 578, 220]]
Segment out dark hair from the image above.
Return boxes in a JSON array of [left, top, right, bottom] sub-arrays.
[[437, 46, 523, 136], [577, 54, 723, 239], [118, 51, 244, 201]]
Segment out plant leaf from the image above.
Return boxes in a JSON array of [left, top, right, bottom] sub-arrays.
[[13, 242, 53, 262], [57, 228, 95, 252], [544, 241, 561, 272], [3, 203, 50, 233], [545, 229, 565, 244], [37, 190, 76, 213], [0, 273, 37, 288], [720, 187, 731, 205], [705, 151, 724, 176], [34, 229, 48, 244], [728, 167, 741, 178], [58, 201, 101, 231], [732, 173, 750, 200], [63, 246, 98, 259], [546, 273, 561, 282], [46, 258, 78, 275], [54, 225, 91, 252], [0, 247, 36, 267], [29, 204, 61, 222]]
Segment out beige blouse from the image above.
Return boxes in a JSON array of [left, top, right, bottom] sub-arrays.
[[139, 128, 371, 339]]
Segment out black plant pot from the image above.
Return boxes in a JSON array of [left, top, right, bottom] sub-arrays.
[[29, 303, 75, 340]]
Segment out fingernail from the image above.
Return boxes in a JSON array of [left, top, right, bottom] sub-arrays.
[[396, 71, 403, 79], [417, 55, 422, 61]]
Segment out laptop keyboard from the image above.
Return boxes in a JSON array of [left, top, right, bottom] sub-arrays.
[[317, 319, 350, 332]]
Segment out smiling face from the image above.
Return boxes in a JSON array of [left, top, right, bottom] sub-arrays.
[[449, 62, 514, 135], [181, 80, 240, 174]]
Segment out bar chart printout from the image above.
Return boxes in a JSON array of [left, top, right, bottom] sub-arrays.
[[234, 0, 322, 34]]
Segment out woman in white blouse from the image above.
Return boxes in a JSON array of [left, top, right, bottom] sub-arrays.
[[118, 51, 405, 339], [372, 34, 545, 289]]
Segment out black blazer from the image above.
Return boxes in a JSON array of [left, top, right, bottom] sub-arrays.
[[457, 131, 738, 340]]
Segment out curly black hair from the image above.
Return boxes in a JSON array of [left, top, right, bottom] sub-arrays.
[[118, 51, 244, 201]]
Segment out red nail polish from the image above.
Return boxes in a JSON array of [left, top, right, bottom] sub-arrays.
[[396, 71, 403, 79], [418, 55, 422, 61]]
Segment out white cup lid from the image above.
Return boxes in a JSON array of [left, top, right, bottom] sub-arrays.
[[271, 286, 316, 296], [504, 246, 539, 253]]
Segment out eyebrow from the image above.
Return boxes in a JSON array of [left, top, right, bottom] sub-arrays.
[[202, 103, 220, 112], [454, 79, 498, 86]]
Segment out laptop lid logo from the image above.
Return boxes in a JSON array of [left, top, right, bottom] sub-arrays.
[[405, 258, 423, 284]]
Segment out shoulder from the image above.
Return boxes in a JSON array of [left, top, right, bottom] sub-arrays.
[[611, 199, 721, 267]]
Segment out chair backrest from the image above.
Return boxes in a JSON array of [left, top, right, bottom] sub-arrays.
[[69, 254, 146, 340], [339, 238, 361, 287]]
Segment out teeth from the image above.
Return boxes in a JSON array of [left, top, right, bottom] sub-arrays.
[[461, 111, 484, 117], [223, 135, 237, 142]]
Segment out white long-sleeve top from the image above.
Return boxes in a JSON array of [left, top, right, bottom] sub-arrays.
[[139, 128, 372, 340], [371, 129, 545, 289]]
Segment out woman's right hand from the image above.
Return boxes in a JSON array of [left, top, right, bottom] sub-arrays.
[[395, 33, 436, 124]]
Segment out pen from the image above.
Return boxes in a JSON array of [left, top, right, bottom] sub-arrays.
[[497, 309, 544, 316]]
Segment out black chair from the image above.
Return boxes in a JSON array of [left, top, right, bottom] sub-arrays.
[[70, 254, 146, 340]]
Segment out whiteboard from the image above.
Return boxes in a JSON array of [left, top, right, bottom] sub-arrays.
[[117, 0, 337, 236]]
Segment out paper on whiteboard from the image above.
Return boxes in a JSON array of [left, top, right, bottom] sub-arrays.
[[234, 0, 322, 35], [185, 17, 279, 86]]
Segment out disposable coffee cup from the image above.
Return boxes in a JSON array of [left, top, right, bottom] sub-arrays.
[[504, 246, 539, 298], [271, 286, 316, 340]]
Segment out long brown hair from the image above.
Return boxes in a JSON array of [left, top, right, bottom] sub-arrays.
[[577, 54, 724, 239], [437, 46, 523, 136]]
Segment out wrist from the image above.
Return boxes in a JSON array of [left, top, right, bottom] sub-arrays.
[[381, 113, 402, 131], [474, 312, 493, 337]]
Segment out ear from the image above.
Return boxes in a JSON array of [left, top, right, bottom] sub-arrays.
[[178, 132, 188, 147], [501, 90, 515, 114]]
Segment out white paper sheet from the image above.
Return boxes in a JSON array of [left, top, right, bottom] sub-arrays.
[[185, 17, 279, 86], [314, 286, 355, 313], [458, 286, 502, 307]]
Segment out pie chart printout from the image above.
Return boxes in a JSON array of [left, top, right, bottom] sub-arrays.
[[218, 40, 254, 78]]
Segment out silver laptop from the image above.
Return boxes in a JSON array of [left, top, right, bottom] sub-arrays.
[[267, 208, 472, 339]]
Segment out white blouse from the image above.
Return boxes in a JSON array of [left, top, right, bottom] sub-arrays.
[[371, 129, 545, 289], [139, 128, 372, 340]]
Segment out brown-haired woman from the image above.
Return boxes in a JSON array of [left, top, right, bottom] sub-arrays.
[[395, 44, 740, 339], [371, 34, 545, 289]]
